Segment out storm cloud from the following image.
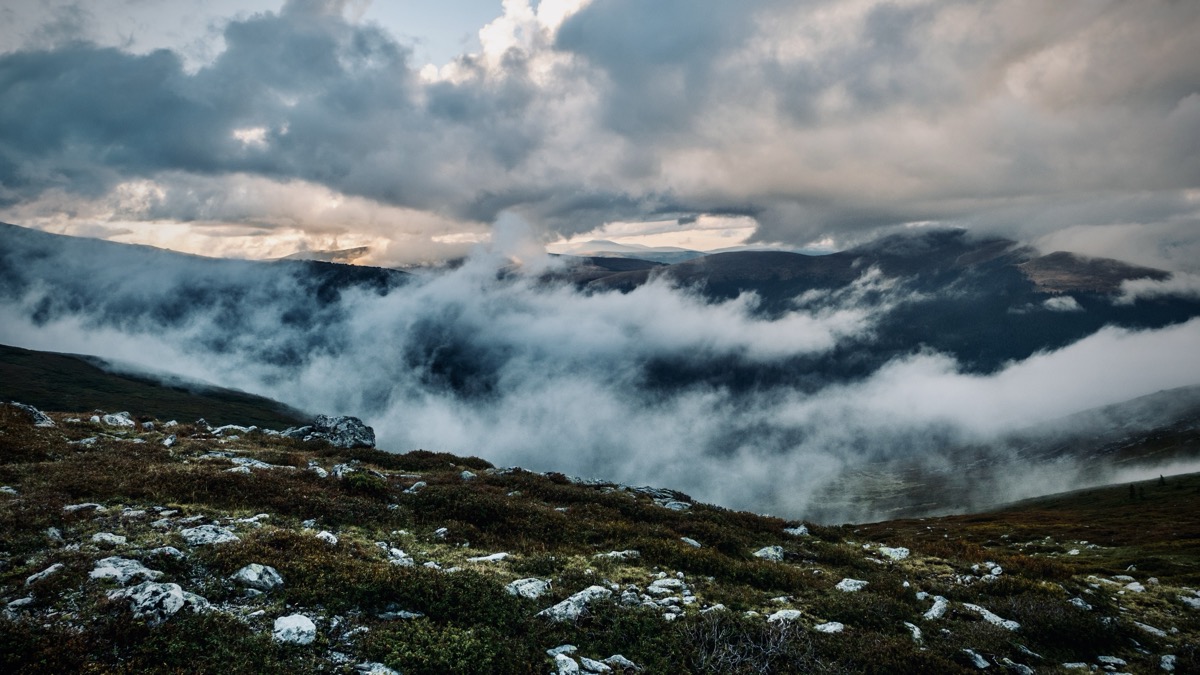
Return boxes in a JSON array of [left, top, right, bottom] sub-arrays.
[[0, 0, 1197, 265]]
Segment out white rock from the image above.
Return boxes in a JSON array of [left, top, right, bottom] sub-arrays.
[[962, 603, 1019, 631], [355, 663, 401, 675], [835, 578, 868, 592], [962, 649, 990, 669], [1097, 656, 1127, 667], [91, 557, 162, 585], [602, 655, 639, 670], [11, 402, 55, 427], [1125, 582, 1146, 593], [161, 434, 177, 448], [466, 552, 509, 562], [1162, 655, 1177, 672], [580, 657, 612, 673], [46, 527, 63, 543], [903, 621, 922, 642], [701, 604, 727, 614], [151, 518, 172, 529], [109, 581, 209, 625], [814, 621, 844, 633], [538, 586, 613, 622], [64, 502, 106, 513], [273, 614, 317, 644], [1070, 597, 1092, 611], [403, 481, 425, 494], [680, 537, 702, 548], [1062, 663, 1089, 670], [554, 654, 581, 674], [149, 546, 184, 558], [102, 412, 136, 428], [1135, 621, 1168, 638], [180, 524, 239, 546], [547, 645, 578, 657], [594, 550, 640, 560], [784, 525, 809, 537], [25, 563, 64, 585], [231, 563, 284, 591], [1180, 595, 1200, 609], [316, 530, 339, 545], [460, 470, 477, 481], [506, 578, 551, 600], [878, 546, 910, 561], [753, 546, 784, 562], [1067, 548, 1080, 555], [92, 532, 126, 546], [923, 595, 949, 621], [6, 596, 33, 609], [0, 486, 17, 495], [767, 609, 803, 623]]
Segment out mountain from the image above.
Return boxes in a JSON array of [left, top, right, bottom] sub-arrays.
[[0, 400, 1195, 673], [279, 247, 372, 265], [552, 240, 707, 264]]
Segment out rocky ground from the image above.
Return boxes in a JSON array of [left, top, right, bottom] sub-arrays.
[[0, 402, 1196, 674]]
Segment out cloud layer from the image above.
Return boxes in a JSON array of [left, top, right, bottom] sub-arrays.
[[1, 0, 1198, 265], [3, 223, 1200, 522]]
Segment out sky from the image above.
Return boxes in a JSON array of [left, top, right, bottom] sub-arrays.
[[1, 0, 1199, 268]]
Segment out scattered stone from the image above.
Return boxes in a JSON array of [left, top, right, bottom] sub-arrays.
[[753, 546, 784, 562], [547, 645, 578, 657], [554, 653, 581, 674], [1097, 656, 1127, 667], [466, 552, 509, 562], [835, 578, 868, 592], [1125, 581, 1146, 593], [7, 597, 33, 609], [377, 608, 424, 620], [109, 581, 209, 625], [101, 412, 136, 428], [579, 656, 612, 673], [149, 546, 184, 558], [1062, 663, 1089, 670], [1179, 595, 1200, 609], [331, 463, 355, 478], [10, 402, 55, 427], [814, 621, 844, 633], [92, 532, 126, 546], [594, 550, 640, 560], [91, 557, 162, 585], [151, 518, 172, 529], [46, 527, 63, 543], [0, 486, 16, 496], [767, 609, 803, 623], [231, 564, 284, 591], [403, 481, 426, 494], [70, 436, 99, 447], [122, 509, 146, 518], [460, 470, 477, 481], [962, 649, 990, 669], [602, 655, 639, 670], [377, 544, 414, 566], [680, 537, 702, 548], [433, 527, 449, 539], [878, 546, 910, 561], [226, 466, 252, 474], [355, 663, 400, 675], [180, 524, 239, 546], [538, 586, 613, 622], [1000, 658, 1033, 675], [924, 596, 950, 621], [784, 525, 809, 537], [962, 603, 1019, 631], [1070, 597, 1092, 611], [507, 578, 552, 600], [1162, 655, 1177, 672], [1067, 548, 1080, 555], [647, 578, 684, 595], [903, 621, 922, 642], [316, 530, 339, 545], [25, 563, 64, 585], [1135, 621, 1168, 638], [64, 502, 106, 513], [273, 614, 317, 644], [658, 500, 691, 511]]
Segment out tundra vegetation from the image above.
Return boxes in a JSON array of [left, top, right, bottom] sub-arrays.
[[0, 402, 1196, 674]]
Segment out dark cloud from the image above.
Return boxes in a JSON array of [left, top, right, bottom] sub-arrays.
[[0, 0, 1198, 260]]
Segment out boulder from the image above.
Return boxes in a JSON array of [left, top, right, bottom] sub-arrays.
[[273, 614, 317, 644], [538, 586, 613, 622], [507, 578, 551, 600], [316, 530, 339, 545], [814, 621, 845, 633], [92, 532, 126, 546], [108, 581, 209, 625], [180, 525, 239, 546], [91, 557, 162, 585], [231, 563, 284, 591], [25, 563, 64, 585], [301, 415, 375, 448], [10, 402, 54, 427], [835, 578, 868, 592], [767, 609, 803, 623], [101, 412, 136, 428], [753, 546, 784, 562], [878, 546, 910, 561]]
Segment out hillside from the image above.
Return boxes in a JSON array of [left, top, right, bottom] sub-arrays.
[[1, 402, 1196, 674], [0, 343, 308, 429]]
